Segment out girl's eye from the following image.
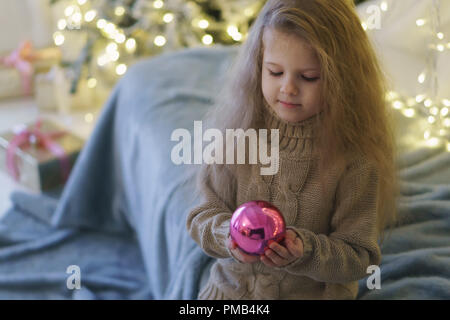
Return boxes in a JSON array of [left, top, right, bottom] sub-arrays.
[[269, 70, 319, 82]]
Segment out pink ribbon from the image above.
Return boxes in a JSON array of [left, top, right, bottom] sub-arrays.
[[6, 119, 71, 184], [0, 41, 35, 95]]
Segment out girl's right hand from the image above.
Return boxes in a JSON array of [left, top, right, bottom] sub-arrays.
[[227, 235, 260, 264]]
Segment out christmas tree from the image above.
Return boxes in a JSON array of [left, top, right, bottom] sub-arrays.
[[50, 0, 266, 93]]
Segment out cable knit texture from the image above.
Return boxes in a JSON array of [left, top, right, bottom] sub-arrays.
[[187, 103, 382, 300]]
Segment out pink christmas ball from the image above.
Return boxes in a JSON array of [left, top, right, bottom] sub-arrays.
[[230, 200, 286, 255]]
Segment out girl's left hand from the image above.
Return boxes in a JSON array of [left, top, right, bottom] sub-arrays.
[[260, 228, 304, 268]]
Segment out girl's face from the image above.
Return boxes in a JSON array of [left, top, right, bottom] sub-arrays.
[[261, 28, 323, 123]]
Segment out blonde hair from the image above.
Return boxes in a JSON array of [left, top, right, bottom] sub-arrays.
[[193, 0, 399, 243]]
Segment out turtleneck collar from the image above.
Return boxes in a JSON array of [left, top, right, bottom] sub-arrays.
[[262, 101, 321, 140]]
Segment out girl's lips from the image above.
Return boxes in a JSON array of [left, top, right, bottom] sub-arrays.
[[279, 100, 301, 108]]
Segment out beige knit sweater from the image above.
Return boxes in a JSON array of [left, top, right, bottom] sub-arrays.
[[186, 103, 382, 300]]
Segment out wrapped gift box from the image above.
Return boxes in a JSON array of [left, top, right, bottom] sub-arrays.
[[0, 43, 61, 100], [0, 119, 84, 192]]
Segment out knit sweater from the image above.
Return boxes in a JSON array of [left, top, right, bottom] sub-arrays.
[[186, 103, 382, 300]]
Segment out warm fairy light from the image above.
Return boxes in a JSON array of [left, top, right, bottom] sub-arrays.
[[153, 0, 164, 9], [110, 51, 120, 61], [71, 12, 82, 24], [115, 33, 126, 43], [202, 34, 213, 45], [437, 32, 444, 40], [437, 44, 445, 52], [424, 130, 431, 140], [430, 107, 439, 116], [416, 94, 426, 103], [115, 6, 125, 16], [445, 119, 450, 128], [443, 99, 450, 107], [380, 1, 388, 11], [426, 137, 440, 147], [227, 25, 239, 37], [441, 108, 449, 117], [77, 0, 87, 5], [65, 6, 75, 17], [418, 72, 426, 84], [116, 64, 127, 75], [163, 13, 174, 23], [97, 54, 109, 66], [416, 19, 426, 27], [393, 101, 404, 110], [154, 35, 166, 46], [105, 23, 116, 34], [428, 116, 436, 124], [125, 38, 136, 52], [198, 19, 209, 29], [403, 108, 415, 118], [424, 99, 433, 107], [97, 19, 107, 29], [106, 42, 118, 54], [84, 10, 96, 22], [57, 19, 67, 30], [87, 78, 97, 88], [53, 32, 65, 46]]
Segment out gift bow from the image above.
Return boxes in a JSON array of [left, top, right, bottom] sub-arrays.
[[0, 41, 35, 95], [6, 119, 71, 184]]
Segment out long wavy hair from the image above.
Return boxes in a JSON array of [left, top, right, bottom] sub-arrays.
[[193, 0, 399, 243]]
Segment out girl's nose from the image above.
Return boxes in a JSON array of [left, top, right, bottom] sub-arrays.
[[280, 78, 299, 96]]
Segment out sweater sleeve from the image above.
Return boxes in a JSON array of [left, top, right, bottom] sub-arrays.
[[281, 156, 382, 283], [186, 168, 236, 260]]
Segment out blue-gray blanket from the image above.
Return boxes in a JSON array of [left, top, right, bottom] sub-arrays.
[[0, 46, 449, 299]]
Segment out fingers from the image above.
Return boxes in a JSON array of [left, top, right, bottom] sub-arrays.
[[232, 247, 259, 263], [260, 235, 304, 268], [267, 240, 292, 260], [285, 235, 303, 258]]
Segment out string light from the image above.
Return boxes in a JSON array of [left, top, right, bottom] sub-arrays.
[[416, 19, 426, 27], [53, 32, 65, 46], [116, 64, 127, 75], [153, 0, 164, 9], [125, 38, 137, 53], [87, 78, 97, 89], [198, 19, 209, 29], [57, 19, 67, 30], [115, 6, 125, 16], [202, 34, 213, 45], [163, 13, 174, 23], [154, 35, 166, 46], [84, 10, 96, 22]]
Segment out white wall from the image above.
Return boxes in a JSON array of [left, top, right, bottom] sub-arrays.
[[0, 0, 54, 53]]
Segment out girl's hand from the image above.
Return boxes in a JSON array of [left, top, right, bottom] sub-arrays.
[[260, 228, 304, 268], [227, 235, 260, 264]]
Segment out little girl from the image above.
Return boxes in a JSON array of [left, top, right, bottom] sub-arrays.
[[187, 0, 398, 300]]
